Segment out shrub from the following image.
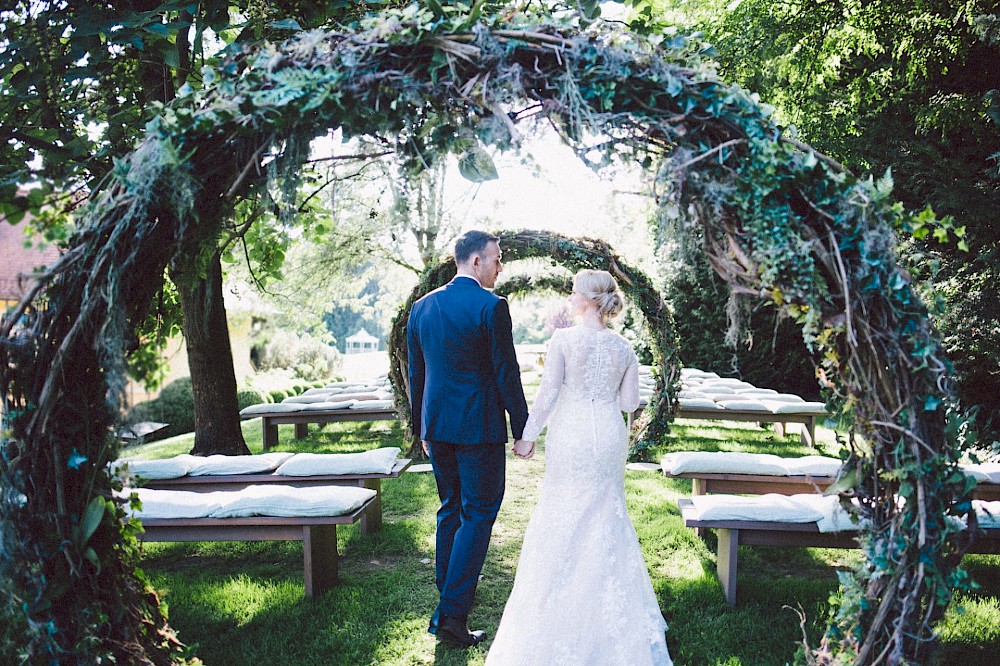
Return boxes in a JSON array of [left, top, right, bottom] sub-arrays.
[[155, 377, 195, 438], [253, 329, 341, 382], [269, 389, 288, 403], [237, 388, 268, 410], [123, 377, 194, 441]]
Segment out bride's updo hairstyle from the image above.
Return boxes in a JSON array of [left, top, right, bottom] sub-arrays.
[[574, 269, 625, 321]]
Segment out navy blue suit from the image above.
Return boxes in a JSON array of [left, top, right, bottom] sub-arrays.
[[407, 276, 528, 622]]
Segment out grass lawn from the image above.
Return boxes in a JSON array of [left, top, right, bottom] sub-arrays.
[[128, 417, 1000, 665]]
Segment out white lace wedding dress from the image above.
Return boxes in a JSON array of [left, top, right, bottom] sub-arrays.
[[486, 325, 672, 665]]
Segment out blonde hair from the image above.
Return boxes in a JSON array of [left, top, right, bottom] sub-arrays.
[[574, 269, 625, 320]]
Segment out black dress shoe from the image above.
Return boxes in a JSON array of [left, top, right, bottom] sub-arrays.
[[437, 614, 486, 647]]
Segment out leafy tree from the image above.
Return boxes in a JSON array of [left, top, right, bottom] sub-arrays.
[[0, 0, 405, 455], [622, 0, 1000, 442]]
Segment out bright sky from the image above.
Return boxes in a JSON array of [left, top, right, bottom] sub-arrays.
[[444, 128, 660, 271]]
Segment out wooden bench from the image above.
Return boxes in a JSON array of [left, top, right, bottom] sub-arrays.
[[144, 458, 412, 534], [242, 406, 399, 451], [666, 470, 1000, 503], [678, 498, 1000, 605], [632, 402, 827, 447], [139, 496, 375, 600], [676, 406, 827, 447]]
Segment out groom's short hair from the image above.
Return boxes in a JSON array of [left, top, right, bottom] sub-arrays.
[[454, 230, 499, 265]]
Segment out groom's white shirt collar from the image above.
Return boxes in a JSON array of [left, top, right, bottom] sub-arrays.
[[454, 272, 482, 287]]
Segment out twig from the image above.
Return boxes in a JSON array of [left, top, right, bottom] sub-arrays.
[[672, 138, 745, 171]]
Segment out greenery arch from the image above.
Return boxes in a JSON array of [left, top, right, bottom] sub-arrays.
[[385, 229, 679, 461], [0, 5, 973, 664]]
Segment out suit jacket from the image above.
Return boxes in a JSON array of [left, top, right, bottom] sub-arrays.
[[407, 276, 528, 445]]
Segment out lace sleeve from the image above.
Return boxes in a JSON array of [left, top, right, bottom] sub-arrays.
[[617, 349, 640, 413], [522, 332, 566, 442]]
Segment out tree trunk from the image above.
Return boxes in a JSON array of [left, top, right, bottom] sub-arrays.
[[175, 251, 251, 456]]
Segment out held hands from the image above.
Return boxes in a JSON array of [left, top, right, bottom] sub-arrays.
[[512, 439, 536, 460]]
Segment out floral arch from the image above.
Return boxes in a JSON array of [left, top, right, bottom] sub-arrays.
[[0, 6, 972, 664], [386, 229, 679, 461]]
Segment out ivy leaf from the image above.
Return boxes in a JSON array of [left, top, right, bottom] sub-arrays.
[[67, 448, 88, 470], [425, 0, 446, 19], [79, 496, 107, 546], [270, 19, 302, 31], [458, 145, 498, 183], [924, 395, 942, 411]]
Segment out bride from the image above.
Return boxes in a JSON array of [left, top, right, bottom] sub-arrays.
[[488, 269, 673, 665]]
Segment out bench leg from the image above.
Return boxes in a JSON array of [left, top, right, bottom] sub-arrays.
[[358, 479, 382, 534], [294, 423, 309, 440], [303, 525, 338, 599], [801, 417, 817, 448], [692, 478, 707, 538], [716, 528, 739, 606], [774, 422, 787, 438], [262, 419, 278, 452]]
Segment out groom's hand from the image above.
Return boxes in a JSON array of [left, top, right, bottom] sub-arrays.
[[512, 439, 535, 460]]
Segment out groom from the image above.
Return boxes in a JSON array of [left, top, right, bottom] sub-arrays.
[[407, 230, 531, 647]]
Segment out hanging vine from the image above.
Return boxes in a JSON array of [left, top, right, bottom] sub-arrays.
[[0, 3, 975, 663]]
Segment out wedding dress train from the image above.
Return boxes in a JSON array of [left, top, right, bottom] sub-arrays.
[[486, 325, 672, 665]]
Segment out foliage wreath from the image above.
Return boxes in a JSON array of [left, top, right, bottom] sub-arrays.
[[385, 229, 679, 462], [0, 4, 975, 664]]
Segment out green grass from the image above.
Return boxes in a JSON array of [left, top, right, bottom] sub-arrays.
[[130, 418, 1000, 665]]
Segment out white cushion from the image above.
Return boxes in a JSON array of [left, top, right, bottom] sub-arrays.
[[703, 378, 753, 388], [283, 394, 336, 404], [129, 488, 233, 519], [303, 387, 342, 396], [780, 455, 843, 476], [961, 463, 1000, 484], [209, 484, 376, 518], [732, 388, 778, 396], [298, 399, 356, 411], [113, 454, 198, 480], [678, 398, 723, 410], [335, 392, 381, 401], [703, 387, 736, 395], [662, 451, 789, 476], [767, 393, 806, 403], [350, 399, 394, 410], [239, 402, 305, 416], [689, 493, 825, 523], [186, 452, 295, 476], [712, 394, 761, 403], [716, 399, 771, 412], [681, 369, 719, 379], [325, 381, 366, 389], [792, 494, 860, 532], [761, 400, 828, 414], [275, 447, 401, 476], [975, 500, 1000, 529]]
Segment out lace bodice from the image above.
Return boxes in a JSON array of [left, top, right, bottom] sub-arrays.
[[522, 326, 639, 442]]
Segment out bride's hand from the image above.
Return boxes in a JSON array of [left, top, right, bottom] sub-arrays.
[[512, 439, 536, 460]]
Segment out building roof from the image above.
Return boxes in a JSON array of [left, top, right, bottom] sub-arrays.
[[346, 327, 378, 342], [0, 216, 61, 302]]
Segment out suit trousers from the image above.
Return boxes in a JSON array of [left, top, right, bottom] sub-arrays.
[[428, 440, 506, 621]]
